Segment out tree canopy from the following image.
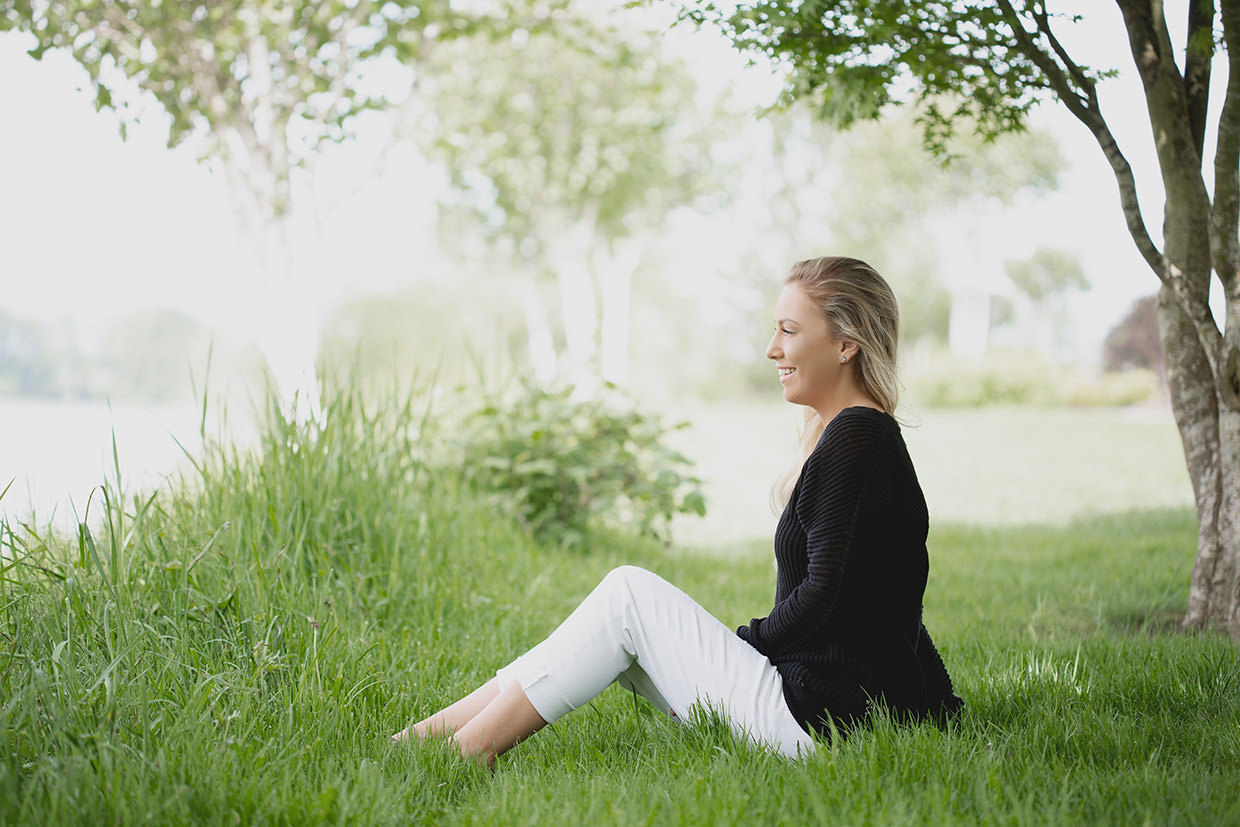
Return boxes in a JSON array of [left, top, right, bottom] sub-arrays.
[[1, 0, 567, 416], [423, 15, 711, 252], [0, 0, 551, 219], [421, 13, 718, 389], [683, 0, 1240, 636], [681, 2, 1107, 152]]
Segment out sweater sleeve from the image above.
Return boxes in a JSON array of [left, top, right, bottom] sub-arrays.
[[742, 415, 881, 654]]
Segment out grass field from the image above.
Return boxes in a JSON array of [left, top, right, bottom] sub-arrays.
[[664, 400, 1194, 553], [1, 387, 1235, 825]]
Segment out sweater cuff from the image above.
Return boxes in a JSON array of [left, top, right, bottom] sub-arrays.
[[738, 617, 763, 646]]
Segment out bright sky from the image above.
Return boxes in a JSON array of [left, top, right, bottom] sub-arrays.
[[0, 31, 447, 349], [0, 3, 1220, 528], [1, 37, 240, 343], [0, 5, 1221, 358]]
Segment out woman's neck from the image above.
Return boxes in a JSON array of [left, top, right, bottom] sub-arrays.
[[812, 386, 882, 424]]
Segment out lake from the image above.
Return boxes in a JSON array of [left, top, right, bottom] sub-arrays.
[[0, 396, 255, 531]]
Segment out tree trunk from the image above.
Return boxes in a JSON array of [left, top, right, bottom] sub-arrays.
[[547, 209, 601, 399], [927, 207, 993, 359], [946, 287, 991, 359], [252, 213, 323, 425], [215, 23, 321, 424], [1157, 240, 1240, 638], [1215, 409, 1240, 636], [557, 264, 599, 398], [997, 0, 1240, 637], [599, 240, 640, 389], [1106, 0, 1240, 638], [519, 279, 558, 386], [1179, 407, 1240, 638], [1157, 288, 1240, 635]]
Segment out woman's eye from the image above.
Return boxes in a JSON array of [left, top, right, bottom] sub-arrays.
[[780, 327, 794, 335]]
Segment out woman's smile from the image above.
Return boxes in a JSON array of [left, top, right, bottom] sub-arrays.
[[766, 283, 851, 415]]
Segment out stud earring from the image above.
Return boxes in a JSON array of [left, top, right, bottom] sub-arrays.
[[839, 355, 847, 363]]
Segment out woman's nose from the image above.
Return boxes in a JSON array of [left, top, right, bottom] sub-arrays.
[[765, 335, 780, 361]]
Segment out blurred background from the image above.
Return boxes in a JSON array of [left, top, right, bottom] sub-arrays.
[[0, 1, 1196, 548]]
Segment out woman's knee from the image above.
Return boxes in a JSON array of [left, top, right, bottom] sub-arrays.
[[596, 566, 657, 607], [601, 565, 655, 593]]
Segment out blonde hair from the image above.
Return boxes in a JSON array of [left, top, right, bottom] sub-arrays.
[[772, 256, 901, 508]]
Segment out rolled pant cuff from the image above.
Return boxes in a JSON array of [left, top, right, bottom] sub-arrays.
[[495, 660, 574, 723]]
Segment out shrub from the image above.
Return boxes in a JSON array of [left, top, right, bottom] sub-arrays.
[[905, 350, 1163, 408], [1064, 368, 1162, 407], [454, 382, 706, 546], [1103, 295, 1163, 376], [906, 351, 1063, 407]]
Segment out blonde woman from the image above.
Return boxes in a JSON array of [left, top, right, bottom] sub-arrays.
[[393, 256, 961, 764]]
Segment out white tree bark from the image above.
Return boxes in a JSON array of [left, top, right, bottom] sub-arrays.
[[216, 26, 321, 424], [547, 209, 601, 399], [599, 240, 641, 388], [1217, 410, 1240, 636], [1159, 275, 1240, 637], [928, 207, 996, 359], [947, 287, 991, 360], [519, 280, 558, 386], [249, 213, 323, 425]]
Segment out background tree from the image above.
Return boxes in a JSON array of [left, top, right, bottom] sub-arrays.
[[1105, 295, 1166, 379], [318, 279, 528, 389], [826, 106, 1062, 356], [683, 0, 1240, 636], [0, 311, 80, 398], [1004, 246, 1089, 356], [96, 309, 222, 403], [421, 13, 717, 395], [0, 0, 554, 417]]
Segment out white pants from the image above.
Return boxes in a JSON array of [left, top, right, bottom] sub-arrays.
[[494, 565, 815, 758]]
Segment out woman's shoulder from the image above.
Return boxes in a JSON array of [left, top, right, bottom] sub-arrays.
[[815, 406, 896, 450], [800, 407, 897, 482]]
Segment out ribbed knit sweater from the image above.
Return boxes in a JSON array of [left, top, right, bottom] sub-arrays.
[[737, 406, 962, 735]]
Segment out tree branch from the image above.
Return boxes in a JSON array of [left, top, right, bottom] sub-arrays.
[[997, 0, 1166, 280], [96, 1, 144, 43], [1214, 0, 1240, 298], [1185, 0, 1215, 162], [298, 0, 374, 146], [1112, 0, 1224, 376], [168, 17, 239, 127], [1032, 4, 1093, 94]]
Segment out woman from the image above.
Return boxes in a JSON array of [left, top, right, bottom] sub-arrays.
[[393, 256, 962, 764]]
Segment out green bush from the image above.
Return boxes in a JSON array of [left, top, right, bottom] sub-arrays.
[[454, 382, 706, 546], [907, 351, 1061, 407], [905, 350, 1164, 408], [1063, 368, 1162, 407]]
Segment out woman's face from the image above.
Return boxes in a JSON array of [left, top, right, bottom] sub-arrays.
[[765, 283, 851, 412]]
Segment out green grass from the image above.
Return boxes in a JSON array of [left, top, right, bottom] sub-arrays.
[[664, 401, 1194, 551], [1, 384, 1237, 825]]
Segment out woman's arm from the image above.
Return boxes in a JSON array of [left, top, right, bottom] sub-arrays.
[[740, 415, 883, 653]]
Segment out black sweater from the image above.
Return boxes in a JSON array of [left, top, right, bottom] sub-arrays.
[[738, 407, 962, 735]]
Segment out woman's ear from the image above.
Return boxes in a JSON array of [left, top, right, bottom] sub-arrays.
[[841, 342, 860, 363]]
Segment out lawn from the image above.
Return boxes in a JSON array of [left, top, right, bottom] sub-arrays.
[[664, 400, 1194, 552], [1, 388, 1235, 825]]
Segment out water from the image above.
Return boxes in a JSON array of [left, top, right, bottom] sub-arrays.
[[3, 395, 1194, 547], [0, 397, 250, 530]]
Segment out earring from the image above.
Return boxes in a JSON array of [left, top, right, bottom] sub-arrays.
[[839, 355, 847, 363]]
